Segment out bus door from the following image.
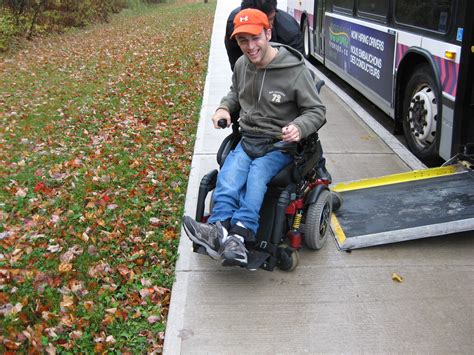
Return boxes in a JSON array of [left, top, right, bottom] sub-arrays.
[[311, 0, 326, 60]]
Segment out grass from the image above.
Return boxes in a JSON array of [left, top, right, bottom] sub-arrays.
[[0, 1, 216, 352]]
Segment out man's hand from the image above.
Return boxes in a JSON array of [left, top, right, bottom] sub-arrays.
[[281, 124, 301, 142], [212, 108, 231, 129]]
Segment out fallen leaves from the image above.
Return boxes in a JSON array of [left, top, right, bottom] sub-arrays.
[[59, 295, 75, 311], [0, 303, 23, 317], [59, 245, 83, 263], [87, 262, 112, 278], [0, 1, 214, 352]]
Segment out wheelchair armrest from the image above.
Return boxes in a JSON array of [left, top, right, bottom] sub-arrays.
[[195, 169, 218, 222]]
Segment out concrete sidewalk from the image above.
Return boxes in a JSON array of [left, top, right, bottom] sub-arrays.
[[163, 1, 474, 353]]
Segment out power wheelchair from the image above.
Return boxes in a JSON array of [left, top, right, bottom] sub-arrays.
[[194, 81, 337, 271]]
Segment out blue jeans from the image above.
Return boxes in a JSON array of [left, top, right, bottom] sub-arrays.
[[208, 143, 293, 234]]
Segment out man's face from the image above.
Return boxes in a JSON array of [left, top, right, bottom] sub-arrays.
[[235, 29, 272, 68]]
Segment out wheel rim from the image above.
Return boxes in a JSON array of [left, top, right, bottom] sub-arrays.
[[319, 201, 331, 237], [407, 85, 438, 149]]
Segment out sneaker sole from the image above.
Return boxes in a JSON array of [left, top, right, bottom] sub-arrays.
[[183, 222, 220, 260], [221, 258, 248, 267], [221, 252, 248, 268]]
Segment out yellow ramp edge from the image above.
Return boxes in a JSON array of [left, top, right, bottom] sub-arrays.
[[330, 214, 346, 245], [332, 165, 459, 193]]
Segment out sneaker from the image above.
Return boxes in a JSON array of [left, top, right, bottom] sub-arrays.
[[182, 216, 224, 259], [219, 235, 248, 267]]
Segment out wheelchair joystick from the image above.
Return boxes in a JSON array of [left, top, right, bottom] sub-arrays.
[[217, 118, 228, 129]]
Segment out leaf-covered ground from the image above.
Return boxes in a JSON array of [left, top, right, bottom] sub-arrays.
[[0, 2, 215, 352]]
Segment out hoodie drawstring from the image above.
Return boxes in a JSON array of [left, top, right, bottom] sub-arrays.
[[258, 69, 266, 103]]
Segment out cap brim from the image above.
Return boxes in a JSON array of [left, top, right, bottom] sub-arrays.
[[230, 24, 264, 39]]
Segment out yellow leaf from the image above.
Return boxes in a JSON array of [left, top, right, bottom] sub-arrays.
[[59, 262, 73, 273], [102, 313, 115, 326], [391, 273, 404, 283], [60, 295, 74, 309]]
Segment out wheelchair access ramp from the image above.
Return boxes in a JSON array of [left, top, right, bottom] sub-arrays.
[[330, 160, 474, 250]]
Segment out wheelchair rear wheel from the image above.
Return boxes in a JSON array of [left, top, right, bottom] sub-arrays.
[[303, 189, 332, 249]]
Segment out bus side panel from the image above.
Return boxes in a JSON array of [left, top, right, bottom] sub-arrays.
[[422, 38, 461, 98], [324, 14, 396, 104], [396, 31, 461, 160], [425, 38, 461, 160]]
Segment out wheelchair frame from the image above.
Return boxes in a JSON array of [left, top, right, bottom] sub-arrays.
[[194, 80, 333, 271]]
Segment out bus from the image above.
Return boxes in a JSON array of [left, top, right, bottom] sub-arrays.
[[287, 0, 473, 164]]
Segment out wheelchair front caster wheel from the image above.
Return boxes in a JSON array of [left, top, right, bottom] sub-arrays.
[[277, 246, 299, 272]]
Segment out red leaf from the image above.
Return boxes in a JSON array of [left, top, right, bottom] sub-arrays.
[[33, 182, 52, 195], [33, 182, 46, 192]]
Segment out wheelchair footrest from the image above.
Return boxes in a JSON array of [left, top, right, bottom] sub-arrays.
[[246, 249, 272, 270], [192, 242, 276, 271]]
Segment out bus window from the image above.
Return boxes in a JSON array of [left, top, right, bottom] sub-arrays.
[[333, 0, 354, 14], [357, 0, 389, 19], [395, 0, 453, 33]]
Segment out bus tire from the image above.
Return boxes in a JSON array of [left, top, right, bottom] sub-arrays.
[[302, 17, 311, 59], [402, 64, 440, 164]]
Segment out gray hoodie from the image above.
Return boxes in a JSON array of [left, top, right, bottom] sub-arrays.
[[219, 43, 326, 140]]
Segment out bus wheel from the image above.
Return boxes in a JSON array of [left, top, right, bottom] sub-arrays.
[[302, 18, 311, 59], [402, 65, 440, 164]]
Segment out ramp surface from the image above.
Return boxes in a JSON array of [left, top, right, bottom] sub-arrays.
[[332, 166, 474, 249]]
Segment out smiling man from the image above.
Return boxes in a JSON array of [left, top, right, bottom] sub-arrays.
[[224, 0, 304, 71], [234, 15, 277, 69], [182, 9, 326, 268]]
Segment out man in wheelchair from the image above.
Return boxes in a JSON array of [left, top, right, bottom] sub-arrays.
[[183, 8, 327, 269]]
